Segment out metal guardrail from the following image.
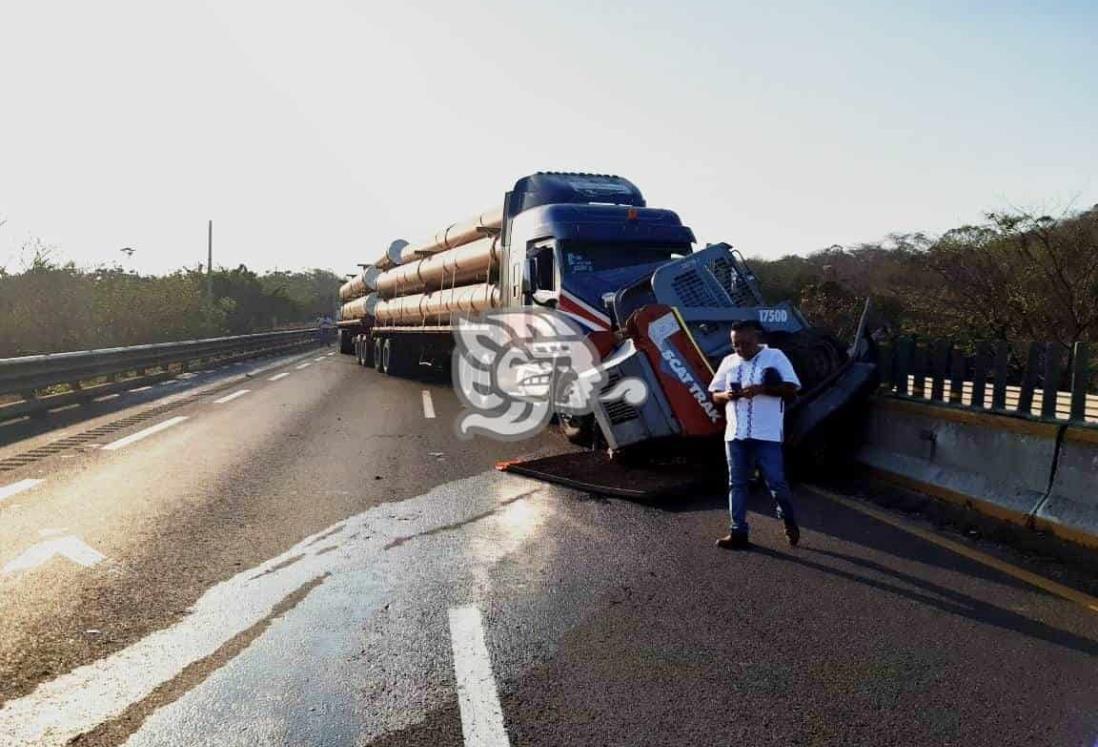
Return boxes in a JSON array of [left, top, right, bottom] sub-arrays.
[[876, 338, 1096, 425], [0, 329, 319, 419]]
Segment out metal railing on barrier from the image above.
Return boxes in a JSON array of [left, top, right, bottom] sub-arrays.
[[875, 338, 1096, 425], [0, 328, 318, 420]]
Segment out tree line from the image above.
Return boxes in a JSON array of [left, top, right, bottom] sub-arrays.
[[2, 204, 1095, 358], [0, 244, 342, 357], [748, 205, 1098, 355]]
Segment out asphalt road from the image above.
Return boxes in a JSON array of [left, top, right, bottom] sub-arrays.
[[0, 347, 1095, 746]]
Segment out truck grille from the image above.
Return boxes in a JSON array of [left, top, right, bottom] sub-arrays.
[[601, 370, 639, 425], [671, 271, 722, 308]]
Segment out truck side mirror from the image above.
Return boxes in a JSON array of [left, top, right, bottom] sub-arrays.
[[531, 289, 557, 307]]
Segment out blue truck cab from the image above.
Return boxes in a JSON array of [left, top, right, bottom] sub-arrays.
[[500, 173, 696, 331]]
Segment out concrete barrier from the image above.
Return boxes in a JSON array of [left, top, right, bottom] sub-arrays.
[[1033, 426, 1098, 549], [856, 397, 1060, 528]]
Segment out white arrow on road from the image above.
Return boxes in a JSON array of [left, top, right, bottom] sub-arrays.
[[3, 536, 106, 575]]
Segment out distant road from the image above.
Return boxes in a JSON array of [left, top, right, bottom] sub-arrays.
[[0, 351, 1095, 746]]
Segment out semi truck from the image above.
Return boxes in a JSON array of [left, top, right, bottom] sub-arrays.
[[338, 171, 875, 455], [338, 172, 694, 373]]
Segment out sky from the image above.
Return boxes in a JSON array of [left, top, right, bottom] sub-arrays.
[[1, 0, 1096, 275]]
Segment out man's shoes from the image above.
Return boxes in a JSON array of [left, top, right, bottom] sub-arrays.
[[784, 518, 801, 547], [716, 532, 751, 550]]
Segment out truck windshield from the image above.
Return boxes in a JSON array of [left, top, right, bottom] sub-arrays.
[[561, 244, 687, 275]]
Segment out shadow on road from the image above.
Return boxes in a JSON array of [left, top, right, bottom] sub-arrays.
[[648, 474, 1054, 599], [751, 544, 1098, 657]]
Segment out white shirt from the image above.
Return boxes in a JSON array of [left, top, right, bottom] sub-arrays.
[[707, 346, 801, 442]]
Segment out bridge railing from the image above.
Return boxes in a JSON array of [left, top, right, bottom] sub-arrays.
[[0, 329, 318, 420], [875, 338, 1096, 426]]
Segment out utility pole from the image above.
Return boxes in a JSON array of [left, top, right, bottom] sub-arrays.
[[206, 219, 213, 302]]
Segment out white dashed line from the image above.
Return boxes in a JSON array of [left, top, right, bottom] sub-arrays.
[[295, 362, 312, 370], [449, 605, 510, 747], [129, 386, 153, 393], [48, 404, 81, 414], [213, 389, 251, 404], [93, 393, 120, 402], [268, 372, 291, 382], [0, 479, 44, 503], [0, 471, 532, 745], [102, 416, 188, 451], [422, 390, 436, 419], [313, 355, 327, 362]]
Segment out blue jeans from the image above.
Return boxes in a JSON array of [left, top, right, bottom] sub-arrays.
[[726, 439, 796, 535]]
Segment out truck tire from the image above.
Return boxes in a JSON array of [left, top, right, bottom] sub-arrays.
[[385, 337, 412, 377], [339, 329, 355, 355], [382, 338, 395, 375], [354, 336, 364, 366], [558, 414, 595, 446], [374, 338, 385, 373], [767, 330, 846, 392], [363, 335, 375, 368]]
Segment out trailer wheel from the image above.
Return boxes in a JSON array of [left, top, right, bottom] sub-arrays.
[[339, 329, 355, 355], [373, 338, 384, 372], [354, 336, 364, 366], [384, 338, 397, 373], [385, 337, 411, 376], [363, 335, 375, 368]]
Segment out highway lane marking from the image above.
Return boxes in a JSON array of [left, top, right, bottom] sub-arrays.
[[295, 362, 312, 370], [49, 403, 81, 413], [0, 478, 44, 503], [93, 393, 120, 402], [213, 389, 251, 404], [313, 355, 327, 362], [449, 605, 511, 747], [102, 416, 189, 451], [269, 372, 291, 381], [422, 390, 437, 419], [129, 385, 153, 392], [0, 470, 538, 745], [3, 536, 106, 575], [804, 485, 1098, 615]]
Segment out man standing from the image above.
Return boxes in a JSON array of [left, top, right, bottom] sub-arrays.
[[708, 320, 801, 550]]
